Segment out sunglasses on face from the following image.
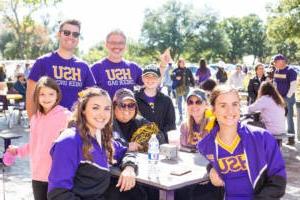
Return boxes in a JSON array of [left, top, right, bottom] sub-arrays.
[[187, 99, 202, 106], [117, 102, 136, 110], [60, 30, 80, 38]]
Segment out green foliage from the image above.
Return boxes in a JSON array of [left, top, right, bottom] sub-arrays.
[[82, 43, 107, 65], [220, 17, 245, 63], [188, 14, 230, 63], [242, 14, 268, 64], [141, 0, 196, 60], [266, 0, 300, 64], [0, 0, 61, 59]]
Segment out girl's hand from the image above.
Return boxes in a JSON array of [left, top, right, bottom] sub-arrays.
[[128, 142, 142, 152], [7, 145, 18, 156], [209, 168, 224, 187], [176, 76, 181, 80], [116, 166, 136, 192]]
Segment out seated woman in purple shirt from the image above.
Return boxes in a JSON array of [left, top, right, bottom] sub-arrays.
[[198, 85, 286, 200], [180, 88, 215, 150]]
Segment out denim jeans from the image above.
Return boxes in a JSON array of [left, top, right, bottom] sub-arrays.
[[166, 85, 176, 98], [285, 94, 296, 135], [177, 92, 188, 118]]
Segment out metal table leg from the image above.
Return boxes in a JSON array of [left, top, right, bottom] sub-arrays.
[[159, 190, 174, 200]]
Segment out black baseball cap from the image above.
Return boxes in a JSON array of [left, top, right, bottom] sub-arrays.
[[142, 64, 161, 77]]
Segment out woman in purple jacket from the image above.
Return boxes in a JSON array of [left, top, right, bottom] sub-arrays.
[[47, 87, 137, 200], [196, 58, 211, 85], [197, 85, 286, 200]]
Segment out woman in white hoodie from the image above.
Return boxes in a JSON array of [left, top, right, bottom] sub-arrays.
[[248, 81, 286, 135]]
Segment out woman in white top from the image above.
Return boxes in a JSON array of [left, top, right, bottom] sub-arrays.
[[229, 64, 245, 90], [248, 81, 286, 135]]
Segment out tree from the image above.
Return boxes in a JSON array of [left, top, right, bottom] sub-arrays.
[[141, 0, 198, 60], [0, 31, 15, 58], [187, 14, 230, 63], [220, 17, 245, 63], [242, 14, 268, 64], [0, 0, 61, 59], [266, 0, 300, 63]]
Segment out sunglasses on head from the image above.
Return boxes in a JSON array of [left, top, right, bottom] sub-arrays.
[[117, 102, 136, 110], [60, 30, 80, 38], [187, 99, 202, 106]]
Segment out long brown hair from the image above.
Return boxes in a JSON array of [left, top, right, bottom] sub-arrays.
[[198, 58, 208, 74], [33, 76, 62, 114], [69, 87, 114, 163], [257, 81, 285, 108]]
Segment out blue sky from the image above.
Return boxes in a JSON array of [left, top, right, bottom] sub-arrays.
[[54, 0, 274, 52]]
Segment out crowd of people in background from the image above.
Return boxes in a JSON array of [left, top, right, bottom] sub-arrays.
[[1, 18, 298, 200]]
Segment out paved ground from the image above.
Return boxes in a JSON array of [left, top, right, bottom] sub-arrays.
[[0, 113, 300, 200]]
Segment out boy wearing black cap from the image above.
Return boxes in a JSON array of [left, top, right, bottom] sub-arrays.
[[135, 65, 176, 143], [273, 54, 297, 145]]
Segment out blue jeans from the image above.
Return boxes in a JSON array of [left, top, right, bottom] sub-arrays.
[[177, 92, 188, 118], [285, 94, 296, 135]]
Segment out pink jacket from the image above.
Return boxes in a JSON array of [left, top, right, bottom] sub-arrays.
[[17, 105, 71, 182]]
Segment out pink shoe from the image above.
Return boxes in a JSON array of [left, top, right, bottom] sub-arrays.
[[3, 151, 16, 166]]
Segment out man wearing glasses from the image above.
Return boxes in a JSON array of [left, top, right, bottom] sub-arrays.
[[91, 30, 143, 98], [26, 19, 95, 118]]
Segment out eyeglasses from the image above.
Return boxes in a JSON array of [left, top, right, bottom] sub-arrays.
[[107, 41, 126, 46], [187, 99, 202, 106], [117, 102, 136, 111], [60, 30, 80, 38]]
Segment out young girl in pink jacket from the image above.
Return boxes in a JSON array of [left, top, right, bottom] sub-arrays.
[[6, 76, 70, 200]]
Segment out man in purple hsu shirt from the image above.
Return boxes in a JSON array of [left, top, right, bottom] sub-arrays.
[[91, 30, 143, 98], [273, 54, 297, 145], [26, 19, 95, 118]]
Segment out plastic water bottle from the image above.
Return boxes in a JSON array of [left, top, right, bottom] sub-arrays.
[[148, 134, 159, 180]]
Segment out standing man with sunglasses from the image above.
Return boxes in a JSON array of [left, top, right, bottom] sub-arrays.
[[91, 29, 143, 98], [26, 19, 95, 118]]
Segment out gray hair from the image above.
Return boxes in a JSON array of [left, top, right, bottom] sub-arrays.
[[106, 29, 127, 43]]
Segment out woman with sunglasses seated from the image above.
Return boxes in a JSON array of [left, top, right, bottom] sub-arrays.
[[176, 88, 218, 200], [112, 88, 165, 152], [180, 88, 215, 151]]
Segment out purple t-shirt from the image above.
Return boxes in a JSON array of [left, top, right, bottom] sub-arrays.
[[196, 68, 211, 84], [29, 52, 95, 110], [274, 66, 297, 98], [91, 58, 143, 98]]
